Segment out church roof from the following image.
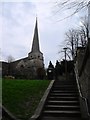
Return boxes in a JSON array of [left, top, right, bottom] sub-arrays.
[[31, 18, 40, 52]]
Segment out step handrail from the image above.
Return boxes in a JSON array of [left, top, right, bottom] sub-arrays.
[[74, 68, 90, 118]]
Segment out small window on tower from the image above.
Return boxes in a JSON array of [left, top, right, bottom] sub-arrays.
[[38, 56, 40, 58]]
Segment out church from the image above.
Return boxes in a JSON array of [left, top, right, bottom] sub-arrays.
[[2, 18, 45, 79]]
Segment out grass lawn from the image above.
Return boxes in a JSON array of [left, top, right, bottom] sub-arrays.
[[2, 79, 50, 120]]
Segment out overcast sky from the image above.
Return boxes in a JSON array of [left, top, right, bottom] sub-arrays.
[[0, 0, 88, 68]]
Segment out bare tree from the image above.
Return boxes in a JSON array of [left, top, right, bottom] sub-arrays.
[[79, 27, 87, 47], [55, 0, 89, 14], [7, 55, 15, 76], [58, 29, 79, 60], [80, 15, 89, 41], [53, 0, 89, 21], [7, 55, 15, 63], [64, 16, 88, 59], [65, 29, 77, 57]]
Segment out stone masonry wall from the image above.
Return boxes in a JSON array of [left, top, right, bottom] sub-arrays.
[[75, 40, 90, 112]]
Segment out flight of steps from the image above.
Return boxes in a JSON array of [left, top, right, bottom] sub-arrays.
[[39, 79, 82, 120]]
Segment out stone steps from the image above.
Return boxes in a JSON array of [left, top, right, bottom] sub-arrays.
[[40, 117, 81, 120], [52, 90, 78, 93], [53, 87, 77, 90], [46, 100, 79, 105], [50, 93, 78, 97], [39, 78, 81, 120], [45, 105, 80, 111], [43, 110, 81, 117], [49, 96, 79, 101]]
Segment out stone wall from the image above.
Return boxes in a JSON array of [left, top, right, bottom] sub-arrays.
[[88, 2, 90, 38], [2, 62, 9, 76], [1, 57, 45, 79], [75, 40, 90, 112]]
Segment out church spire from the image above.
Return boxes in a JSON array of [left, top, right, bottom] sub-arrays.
[[31, 17, 40, 52]]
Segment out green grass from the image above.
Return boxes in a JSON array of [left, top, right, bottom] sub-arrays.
[[2, 79, 50, 120]]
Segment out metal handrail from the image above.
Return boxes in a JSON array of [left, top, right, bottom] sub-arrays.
[[75, 68, 90, 118]]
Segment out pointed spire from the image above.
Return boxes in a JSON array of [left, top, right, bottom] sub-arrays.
[[31, 17, 40, 52]]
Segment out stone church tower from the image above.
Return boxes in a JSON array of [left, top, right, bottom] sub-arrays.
[[6, 18, 45, 79], [23, 18, 44, 79], [28, 18, 44, 69]]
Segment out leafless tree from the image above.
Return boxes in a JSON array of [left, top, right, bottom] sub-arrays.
[[64, 16, 88, 59], [53, 0, 89, 21], [58, 29, 79, 60], [65, 29, 77, 57], [80, 15, 89, 42], [7, 55, 15, 63], [7, 55, 15, 75]]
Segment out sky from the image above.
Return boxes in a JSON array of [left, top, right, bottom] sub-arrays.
[[0, 0, 88, 68]]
